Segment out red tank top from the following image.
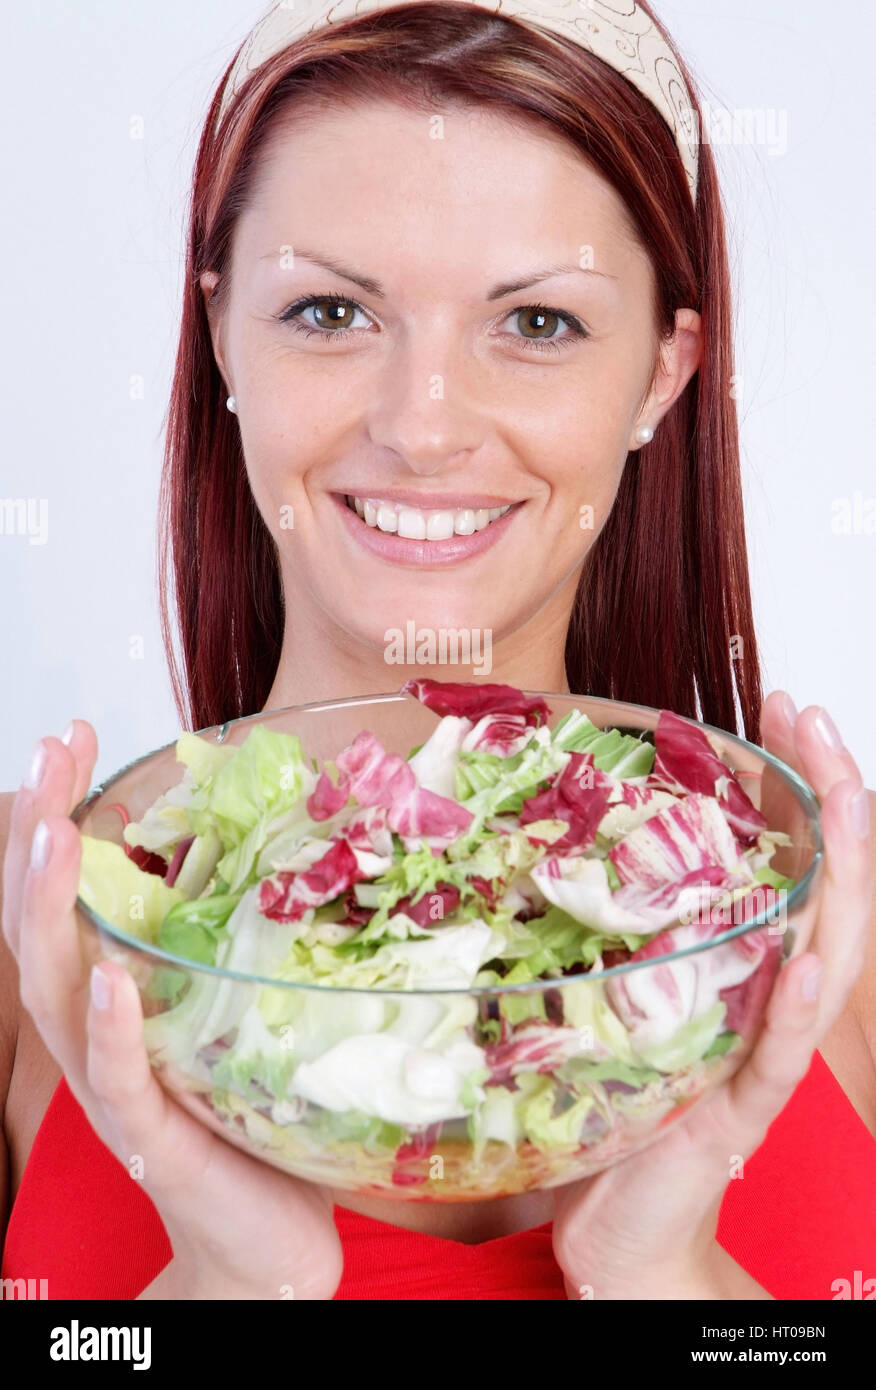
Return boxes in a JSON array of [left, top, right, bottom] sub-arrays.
[[3, 1052, 874, 1300]]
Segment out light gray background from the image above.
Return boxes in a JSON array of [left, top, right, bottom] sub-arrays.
[[2, 0, 874, 789]]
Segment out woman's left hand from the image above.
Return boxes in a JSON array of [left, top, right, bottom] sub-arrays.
[[551, 692, 873, 1300]]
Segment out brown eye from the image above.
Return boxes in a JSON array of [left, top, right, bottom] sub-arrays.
[[276, 294, 371, 336], [309, 299, 358, 330], [500, 304, 587, 353], [515, 307, 562, 339]]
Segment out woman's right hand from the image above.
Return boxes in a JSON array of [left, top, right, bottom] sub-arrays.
[[2, 722, 343, 1300]]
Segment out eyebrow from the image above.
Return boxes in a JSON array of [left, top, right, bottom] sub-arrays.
[[258, 247, 617, 299]]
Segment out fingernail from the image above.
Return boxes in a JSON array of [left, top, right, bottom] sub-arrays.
[[801, 962, 822, 1003], [814, 708, 844, 752], [850, 787, 870, 840], [90, 964, 113, 1011], [24, 741, 47, 789], [781, 692, 798, 726], [30, 819, 52, 870], [61, 721, 75, 747]]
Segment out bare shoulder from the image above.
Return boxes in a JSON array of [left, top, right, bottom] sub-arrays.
[[817, 786, 876, 1137], [0, 788, 66, 1235]]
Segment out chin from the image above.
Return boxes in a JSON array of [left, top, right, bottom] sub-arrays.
[[344, 606, 503, 681]]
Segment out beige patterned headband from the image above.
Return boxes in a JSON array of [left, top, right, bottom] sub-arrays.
[[217, 0, 700, 202]]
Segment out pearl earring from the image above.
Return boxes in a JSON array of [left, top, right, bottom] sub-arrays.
[[226, 395, 238, 414], [635, 425, 654, 444]]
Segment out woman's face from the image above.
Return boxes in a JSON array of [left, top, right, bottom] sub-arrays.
[[202, 98, 700, 682]]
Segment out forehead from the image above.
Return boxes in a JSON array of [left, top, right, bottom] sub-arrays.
[[235, 97, 649, 290]]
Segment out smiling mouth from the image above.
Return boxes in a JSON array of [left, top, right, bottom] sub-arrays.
[[342, 493, 518, 540]]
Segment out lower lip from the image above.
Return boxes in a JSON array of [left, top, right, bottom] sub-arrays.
[[330, 494, 524, 568]]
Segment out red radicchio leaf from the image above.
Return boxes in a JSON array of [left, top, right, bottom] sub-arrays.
[[105, 803, 168, 878], [307, 772, 349, 821], [709, 886, 787, 1032], [466, 713, 533, 756], [519, 752, 614, 852], [390, 1170, 429, 1187], [395, 1122, 443, 1162], [648, 710, 768, 844], [483, 1024, 584, 1086], [258, 837, 366, 923], [308, 730, 473, 843], [127, 845, 171, 878], [600, 947, 633, 970], [165, 834, 195, 888], [400, 678, 551, 727], [467, 874, 504, 912], [391, 882, 461, 928], [337, 889, 374, 926]]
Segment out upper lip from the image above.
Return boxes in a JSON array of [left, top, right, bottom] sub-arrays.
[[335, 489, 521, 510]]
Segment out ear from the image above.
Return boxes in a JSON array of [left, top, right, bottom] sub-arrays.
[[629, 308, 703, 450], [199, 270, 231, 390]]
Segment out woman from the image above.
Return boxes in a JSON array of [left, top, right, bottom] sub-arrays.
[[2, 0, 874, 1301]]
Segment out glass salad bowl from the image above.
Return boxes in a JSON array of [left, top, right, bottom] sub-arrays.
[[72, 685, 823, 1202]]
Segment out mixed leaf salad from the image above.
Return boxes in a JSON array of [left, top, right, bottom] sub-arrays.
[[78, 680, 797, 1196]]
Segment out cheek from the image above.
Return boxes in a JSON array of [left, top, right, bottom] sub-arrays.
[[237, 364, 352, 508], [522, 393, 628, 536]]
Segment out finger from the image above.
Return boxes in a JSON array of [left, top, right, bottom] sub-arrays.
[[85, 961, 344, 1297], [16, 811, 90, 1078], [757, 691, 813, 874], [760, 694, 871, 969], [698, 951, 822, 1161], [804, 777, 872, 1028], [762, 696, 862, 801], [689, 950, 828, 1178], [84, 959, 215, 1196], [62, 718, 100, 811], [759, 688, 800, 772], [3, 727, 96, 958]]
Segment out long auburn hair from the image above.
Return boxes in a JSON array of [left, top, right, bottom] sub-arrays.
[[158, 1, 763, 742]]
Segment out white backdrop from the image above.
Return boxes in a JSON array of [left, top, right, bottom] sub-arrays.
[[2, 0, 874, 790]]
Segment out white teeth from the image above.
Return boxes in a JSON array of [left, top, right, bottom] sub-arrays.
[[426, 511, 456, 540], [347, 495, 513, 538], [376, 503, 398, 532], [397, 507, 426, 540]]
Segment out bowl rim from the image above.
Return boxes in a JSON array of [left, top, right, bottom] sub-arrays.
[[72, 688, 823, 996]]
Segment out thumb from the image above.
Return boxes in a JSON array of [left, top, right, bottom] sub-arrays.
[[709, 950, 822, 1150]]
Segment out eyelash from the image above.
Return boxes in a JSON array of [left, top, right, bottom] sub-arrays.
[[274, 292, 588, 354]]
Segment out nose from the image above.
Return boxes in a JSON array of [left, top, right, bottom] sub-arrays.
[[366, 335, 487, 477]]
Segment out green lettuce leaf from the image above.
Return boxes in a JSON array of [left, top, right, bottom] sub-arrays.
[[629, 999, 728, 1072], [211, 1000, 300, 1100], [752, 865, 796, 892], [702, 1029, 740, 1059], [516, 1073, 597, 1151], [551, 710, 655, 776], [558, 1054, 663, 1090], [453, 737, 570, 840], [186, 726, 315, 893], [158, 891, 243, 965], [78, 835, 185, 943]]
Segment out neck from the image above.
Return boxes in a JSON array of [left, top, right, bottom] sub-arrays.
[[261, 577, 573, 1239], [261, 584, 574, 713]]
